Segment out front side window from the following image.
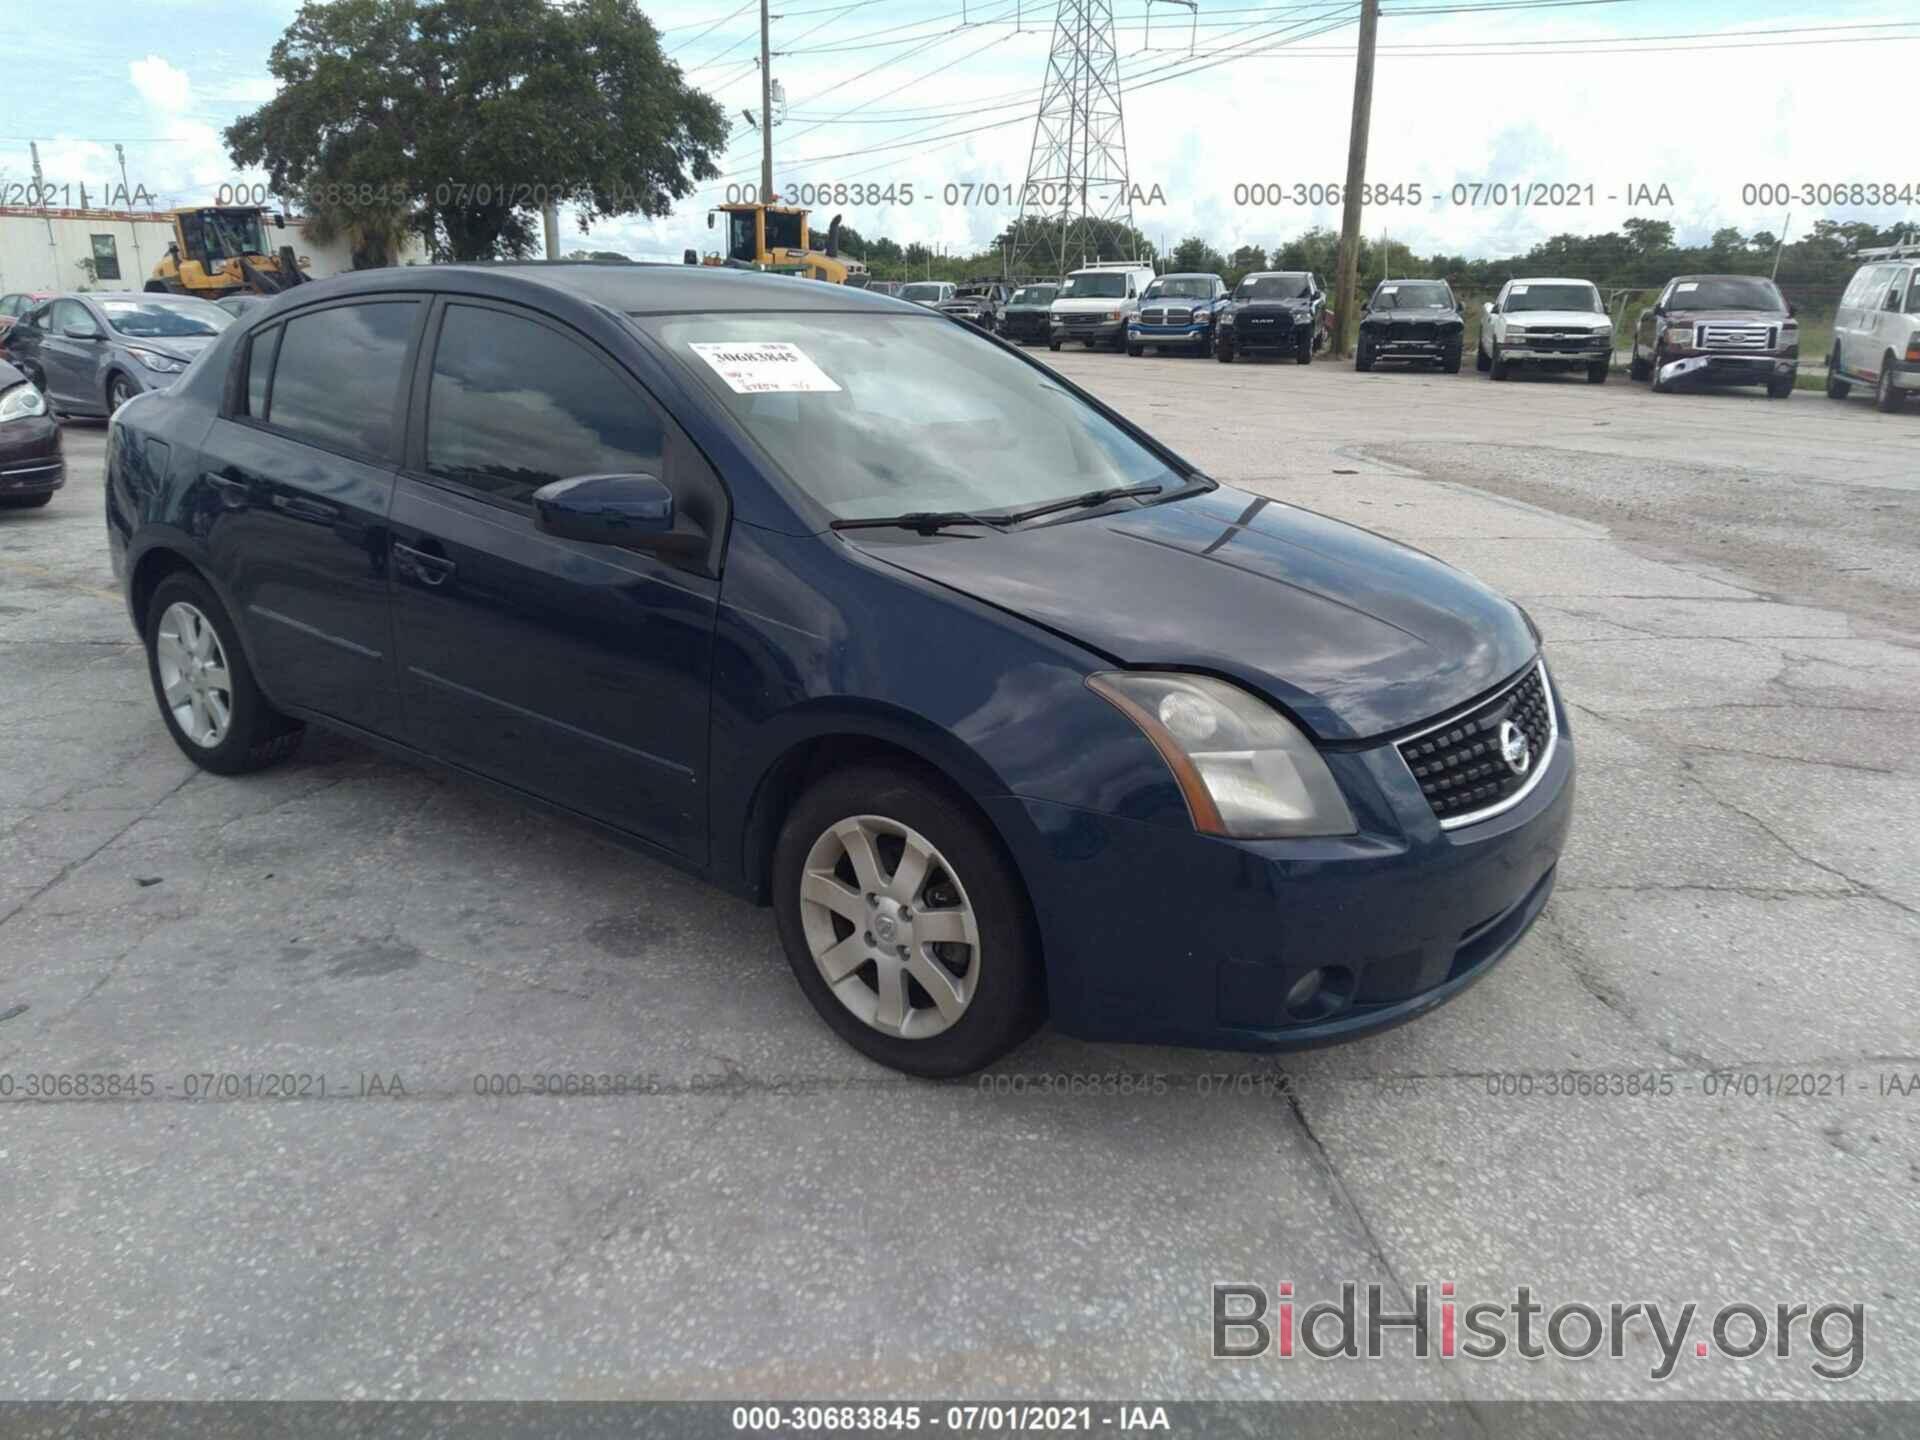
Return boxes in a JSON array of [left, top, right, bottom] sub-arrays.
[[1904, 270, 1920, 315], [648, 312, 1178, 523], [1503, 283, 1602, 314], [426, 304, 664, 506], [52, 300, 96, 335], [1373, 281, 1453, 310], [1059, 272, 1127, 299], [266, 301, 418, 457], [727, 210, 756, 263]]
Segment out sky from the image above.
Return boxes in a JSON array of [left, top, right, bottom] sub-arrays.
[[2, 0, 1917, 267]]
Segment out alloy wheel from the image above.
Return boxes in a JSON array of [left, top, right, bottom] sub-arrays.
[[110, 376, 135, 412], [155, 601, 233, 748], [798, 815, 980, 1040]]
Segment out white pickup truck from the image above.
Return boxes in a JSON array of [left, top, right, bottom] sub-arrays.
[[1478, 277, 1614, 384]]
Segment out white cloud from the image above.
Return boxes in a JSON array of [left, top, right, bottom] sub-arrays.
[[129, 55, 193, 114]]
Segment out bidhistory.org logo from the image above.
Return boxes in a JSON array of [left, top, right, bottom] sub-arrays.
[[1212, 1282, 1865, 1382]]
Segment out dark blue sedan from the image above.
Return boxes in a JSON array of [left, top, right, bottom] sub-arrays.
[[105, 264, 1573, 1076]]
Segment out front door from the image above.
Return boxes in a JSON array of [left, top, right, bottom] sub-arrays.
[[387, 299, 724, 860]]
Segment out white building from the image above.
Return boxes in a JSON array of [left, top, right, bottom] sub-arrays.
[[0, 206, 426, 294]]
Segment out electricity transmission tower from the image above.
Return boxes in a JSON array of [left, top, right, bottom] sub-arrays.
[[1011, 0, 1137, 278]]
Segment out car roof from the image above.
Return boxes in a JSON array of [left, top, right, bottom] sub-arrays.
[[1153, 272, 1221, 281], [265, 262, 921, 317], [1244, 270, 1310, 279], [1667, 274, 1777, 284], [1506, 277, 1597, 287]]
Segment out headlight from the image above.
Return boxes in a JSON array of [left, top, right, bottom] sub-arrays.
[[0, 381, 48, 423], [1219, 310, 1235, 326], [1662, 322, 1694, 347], [1505, 324, 1529, 338], [129, 348, 186, 374], [1087, 672, 1356, 839], [1591, 323, 1613, 335], [1189, 307, 1208, 323], [1106, 309, 1124, 321]]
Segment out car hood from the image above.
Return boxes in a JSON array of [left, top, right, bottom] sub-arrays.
[[1052, 297, 1129, 315], [114, 333, 220, 362], [1504, 309, 1611, 328], [1663, 308, 1790, 327], [1232, 298, 1313, 314], [846, 485, 1536, 741], [1367, 308, 1462, 325]]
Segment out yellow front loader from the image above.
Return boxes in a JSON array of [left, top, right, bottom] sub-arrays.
[[146, 207, 312, 299], [698, 202, 868, 285]]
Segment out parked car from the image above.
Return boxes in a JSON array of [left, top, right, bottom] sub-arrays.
[[7, 292, 232, 417], [0, 291, 56, 353], [1127, 272, 1227, 357], [1355, 279, 1465, 372], [866, 280, 904, 299], [1477, 277, 1613, 384], [1049, 261, 1156, 352], [1217, 271, 1325, 364], [107, 264, 1573, 1076], [1628, 274, 1797, 398], [996, 282, 1058, 345], [939, 281, 1009, 331], [0, 357, 64, 509], [1826, 244, 1919, 413], [898, 281, 954, 308], [215, 294, 272, 320]]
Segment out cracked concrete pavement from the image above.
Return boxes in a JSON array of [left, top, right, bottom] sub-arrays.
[[1, 355, 1916, 1401]]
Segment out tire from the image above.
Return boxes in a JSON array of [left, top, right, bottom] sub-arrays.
[[1296, 333, 1313, 365], [108, 373, 137, 413], [1826, 347, 1851, 400], [1443, 345, 1462, 375], [1354, 339, 1373, 372], [0, 492, 54, 509], [1048, 340, 1061, 352], [143, 572, 304, 775], [1768, 374, 1794, 401], [1877, 356, 1906, 413], [1488, 344, 1509, 381], [1649, 349, 1672, 394], [1126, 341, 1143, 357], [1216, 342, 1234, 363], [771, 762, 1045, 1077], [1475, 340, 1491, 373], [1629, 346, 1651, 382], [1587, 361, 1609, 384]]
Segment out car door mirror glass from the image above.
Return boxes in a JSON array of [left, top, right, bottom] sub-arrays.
[[532, 472, 677, 547]]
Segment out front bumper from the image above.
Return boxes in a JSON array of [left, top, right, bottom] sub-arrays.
[[1658, 351, 1796, 386], [1504, 340, 1611, 365], [1129, 321, 1210, 345], [999, 313, 1051, 342], [987, 674, 1575, 1051], [1225, 317, 1303, 349], [0, 417, 64, 496], [1887, 357, 1920, 391], [1368, 331, 1461, 358], [1053, 317, 1126, 343]]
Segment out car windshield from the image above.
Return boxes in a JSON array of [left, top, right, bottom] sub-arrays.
[[1665, 277, 1786, 312], [1235, 275, 1308, 301], [1010, 286, 1056, 305], [99, 299, 231, 338], [1373, 281, 1453, 310], [899, 284, 945, 302], [1504, 283, 1602, 314], [1059, 272, 1127, 298], [648, 313, 1179, 523], [1145, 278, 1212, 300]]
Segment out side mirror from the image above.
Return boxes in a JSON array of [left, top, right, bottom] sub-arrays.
[[62, 324, 100, 340], [1483, 302, 1495, 316], [532, 473, 677, 548]]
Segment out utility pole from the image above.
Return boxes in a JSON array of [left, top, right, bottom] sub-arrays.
[[760, 0, 775, 205], [542, 200, 560, 260], [1331, 0, 1379, 359], [117, 143, 144, 279], [30, 142, 58, 280]]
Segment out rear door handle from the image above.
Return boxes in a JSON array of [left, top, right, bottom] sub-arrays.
[[393, 540, 456, 586]]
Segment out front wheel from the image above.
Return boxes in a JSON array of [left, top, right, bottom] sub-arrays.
[[1768, 373, 1795, 400], [1048, 340, 1062, 352], [1126, 340, 1143, 357], [108, 373, 137, 413], [1476, 340, 1491, 373], [1629, 346, 1651, 382], [1826, 347, 1850, 399], [1443, 345, 1462, 375], [1354, 339, 1373, 372], [772, 763, 1045, 1077], [1587, 360, 1609, 384], [1296, 333, 1313, 365], [143, 572, 304, 774], [1489, 344, 1509, 381], [1649, 349, 1672, 393], [1216, 342, 1234, 363]]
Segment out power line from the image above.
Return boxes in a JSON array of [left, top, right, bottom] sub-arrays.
[[668, 0, 756, 55]]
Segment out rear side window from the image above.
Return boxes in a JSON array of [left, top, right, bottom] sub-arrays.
[[264, 301, 418, 458], [424, 304, 663, 506], [246, 326, 280, 417]]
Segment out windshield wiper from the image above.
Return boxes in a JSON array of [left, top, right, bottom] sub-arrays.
[[830, 510, 1009, 534], [998, 483, 1163, 525]]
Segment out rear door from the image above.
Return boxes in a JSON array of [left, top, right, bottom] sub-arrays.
[[197, 297, 420, 735], [386, 298, 725, 860]]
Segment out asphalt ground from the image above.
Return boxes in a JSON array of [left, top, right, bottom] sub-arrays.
[[1, 343, 1917, 1403]]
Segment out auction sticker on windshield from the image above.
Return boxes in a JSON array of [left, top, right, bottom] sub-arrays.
[[689, 341, 842, 395]]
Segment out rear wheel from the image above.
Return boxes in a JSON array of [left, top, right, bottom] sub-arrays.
[[772, 763, 1045, 1077], [1629, 345, 1651, 382], [1878, 356, 1907, 413], [143, 572, 304, 774], [1826, 346, 1850, 399]]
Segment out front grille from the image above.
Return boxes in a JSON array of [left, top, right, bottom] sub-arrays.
[[1241, 314, 1288, 330], [1141, 307, 1191, 326], [1397, 663, 1556, 827], [1402, 322, 1437, 342], [1698, 323, 1773, 351], [1060, 313, 1102, 329]]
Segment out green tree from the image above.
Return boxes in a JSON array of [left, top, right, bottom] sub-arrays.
[[1622, 218, 1675, 254], [1225, 243, 1267, 286], [304, 194, 416, 269], [1168, 235, 1227, 275], [226, 0, 727, 262], [1709, 226, 1745, 256]]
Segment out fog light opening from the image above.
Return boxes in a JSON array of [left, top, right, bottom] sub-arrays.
[[1285, 965, 1356, 1022]]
